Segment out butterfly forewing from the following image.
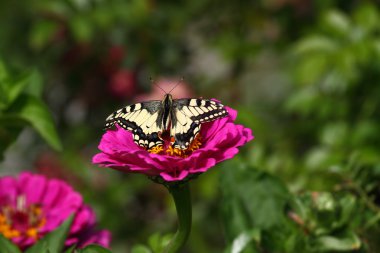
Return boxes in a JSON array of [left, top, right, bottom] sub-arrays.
[[171, 98, 228, 149], [173, 98, 228, 123], [104, 101, 164, 149]]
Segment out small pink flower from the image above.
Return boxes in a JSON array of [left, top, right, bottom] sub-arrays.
[[93, 104, 253, 181], [135, 78, 194, 102], [0, 172, 111, 250]]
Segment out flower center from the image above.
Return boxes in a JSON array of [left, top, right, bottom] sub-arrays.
[[0, 196, 46, 240], [148, 133, 202, 158]]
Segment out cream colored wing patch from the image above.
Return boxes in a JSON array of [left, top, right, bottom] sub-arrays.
[[104, 101, 164, 149]]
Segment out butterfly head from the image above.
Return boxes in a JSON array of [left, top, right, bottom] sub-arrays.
[[163, 93, 173, 102]]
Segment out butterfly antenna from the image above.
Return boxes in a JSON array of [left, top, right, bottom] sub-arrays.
[[150, 77, 167, 94], [168, 76, 184, 94]]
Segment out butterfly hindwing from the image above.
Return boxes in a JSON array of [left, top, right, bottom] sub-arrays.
[[170, 110, 201, 150], [104, 101, 164, 149], [171, 98, 228, 150]]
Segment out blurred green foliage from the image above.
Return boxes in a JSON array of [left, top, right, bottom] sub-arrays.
[[0, 60, 61, 157], [1, 0, 380, 252], [24, 216, 74, 253]]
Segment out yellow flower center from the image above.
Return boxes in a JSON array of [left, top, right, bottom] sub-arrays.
[[148, 134, 202, 158], [0, 196, 46, 240]]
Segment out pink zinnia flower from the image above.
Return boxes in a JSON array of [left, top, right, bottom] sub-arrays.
[[93, 104, 253, 181], [0, 172, 111, 250]]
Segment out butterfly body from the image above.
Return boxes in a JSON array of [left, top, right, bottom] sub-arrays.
[[105, 94, 228, 150]]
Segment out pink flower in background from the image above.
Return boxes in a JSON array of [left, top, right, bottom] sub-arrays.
[[93, 105, 253, 181], [135, 78, 194, 102], [0, 173, 111, 250]]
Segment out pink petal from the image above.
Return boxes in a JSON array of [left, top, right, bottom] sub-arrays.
[[19, 173, 47, 205]]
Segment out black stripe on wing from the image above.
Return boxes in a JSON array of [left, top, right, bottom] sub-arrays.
[[104, 101, 162, 129], [173, 98, 228, 124], [171, 98, 228, 150], [171, 122, 201, 150], [104, 101, 164, 149]]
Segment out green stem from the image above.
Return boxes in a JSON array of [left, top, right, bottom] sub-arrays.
[[164, 183, 192, 253]]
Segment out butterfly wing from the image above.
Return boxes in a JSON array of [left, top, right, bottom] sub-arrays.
[[105, 101, 164, 149], [171, 98, 228, 149]]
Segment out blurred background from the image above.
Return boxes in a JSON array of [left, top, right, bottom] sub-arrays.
[[1, 0, 380, 252]]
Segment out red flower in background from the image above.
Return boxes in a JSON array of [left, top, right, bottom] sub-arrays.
[[108, 69, 136, 99], [0, 173, 110, 250], [102, 45, 125, 76]]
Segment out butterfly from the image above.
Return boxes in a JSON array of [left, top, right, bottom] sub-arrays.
[[104, 94, 228, 150]]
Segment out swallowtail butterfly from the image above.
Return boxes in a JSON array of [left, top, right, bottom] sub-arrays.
[[104, 94, 228, 150]]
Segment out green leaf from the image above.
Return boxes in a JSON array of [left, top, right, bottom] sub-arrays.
[[285, 87, 318, 115], [304, 147, 330, 170], [320, 122, 348, 147], [6, 71, 31, 106], [79, 244, 113, 253], [0, 126, 23, 160], [147, 233, 171, 253], [321, 10, 350, 37], [130, 245, 152, 253], [313, 231, 361, 251], [354, 3, 379, 34], [295, 54, 328, 85], [293, 36, 337, 55], [0, 85, 7, 110], [0, 59, 8, 82], [0, 60, 9, 110], [220, 163, 290, 241], [25, 215, 74, 253], [0, 234, 22, 253], [0, 60, 44, 110], [25, 70, 44, 98], [335, 195, 357, 229], [69, 16, 93, 42], [6, 94, 62, 150], [25, 240, 49, 253], [29, 20, 59, 50], [226, 229, 261, 253], [64, 245, 77, 253]]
